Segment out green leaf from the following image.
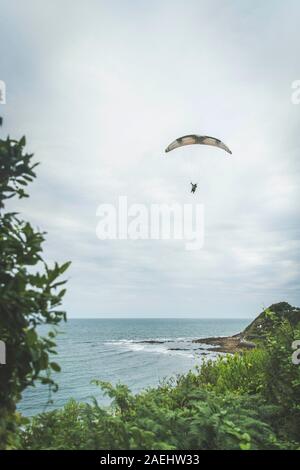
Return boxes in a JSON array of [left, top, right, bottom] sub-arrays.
[[19, 136, 26, 147], [50, 362, 61, 372]]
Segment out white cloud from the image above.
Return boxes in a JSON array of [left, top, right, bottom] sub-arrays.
[[1, 0, 300, 317]]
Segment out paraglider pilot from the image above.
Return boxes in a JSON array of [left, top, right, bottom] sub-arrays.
[[190, 182, 197, 194]]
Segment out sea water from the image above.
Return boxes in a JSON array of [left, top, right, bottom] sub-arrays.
[[19, 318, 249, 416]]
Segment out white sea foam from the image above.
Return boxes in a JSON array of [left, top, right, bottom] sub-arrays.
[[104, 337, 214, 359]]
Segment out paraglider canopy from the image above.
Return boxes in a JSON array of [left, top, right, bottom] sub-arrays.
[[165, 134, 232, 155]]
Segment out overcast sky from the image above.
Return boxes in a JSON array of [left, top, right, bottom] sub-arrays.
[[0, 0, 299, 318]]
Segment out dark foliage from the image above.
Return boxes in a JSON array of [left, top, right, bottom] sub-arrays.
[[0, 136, 70, 449]]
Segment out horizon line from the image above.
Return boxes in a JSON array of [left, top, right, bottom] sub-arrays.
[[65, 316, 252, 320]]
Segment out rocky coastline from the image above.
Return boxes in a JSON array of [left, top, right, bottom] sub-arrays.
[[193, 302, 300, 354], [192, 334, 255, 354], [137, 303, 300, 355]]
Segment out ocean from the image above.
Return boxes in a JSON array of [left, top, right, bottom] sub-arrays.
[[19, 318, 249, 416]]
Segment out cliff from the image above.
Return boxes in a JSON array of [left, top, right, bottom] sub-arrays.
[[242, 302, 300, 340], [193, 301, 300, 354]]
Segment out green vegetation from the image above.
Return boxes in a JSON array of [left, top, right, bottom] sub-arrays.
[[243, 302, 300, 340], [0, 134, 299, 450], [21, 312, 300, 450], [0, 136, 70, 449]]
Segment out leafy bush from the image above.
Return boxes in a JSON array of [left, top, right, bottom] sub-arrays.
[[192, 348, 267, 395], [21, 388, 282, 450], [0, 136, 70, 449], [21, 315, 300, 450]]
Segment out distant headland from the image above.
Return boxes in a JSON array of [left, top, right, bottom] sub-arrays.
[[193, 302, 300, 354]]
